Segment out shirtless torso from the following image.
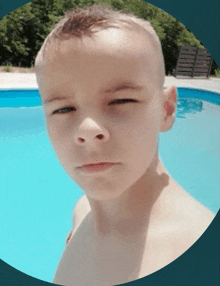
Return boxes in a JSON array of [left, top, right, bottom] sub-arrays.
[[53, 182, 215, 286]]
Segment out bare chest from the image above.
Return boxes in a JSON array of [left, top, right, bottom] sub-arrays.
[[53, 225, 183, 286]]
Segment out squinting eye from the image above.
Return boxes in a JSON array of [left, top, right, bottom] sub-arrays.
[[110, 99, 138, 105], [53, 107, 75, 115], [52, 99, 138, 115]]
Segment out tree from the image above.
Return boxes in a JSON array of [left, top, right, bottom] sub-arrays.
[[0, 3, 33, 66], [1, 0, 211, 75]]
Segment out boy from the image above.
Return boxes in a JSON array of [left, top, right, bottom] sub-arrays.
[[35, 4, 214, 285]]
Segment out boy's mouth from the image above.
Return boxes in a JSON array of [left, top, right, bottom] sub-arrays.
[[83, 162, 113, 166], [80, 162, 115, 172]]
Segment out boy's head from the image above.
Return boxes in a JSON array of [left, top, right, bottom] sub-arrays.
[[35, 4, 177, 201], [36, 4, 165, 89]]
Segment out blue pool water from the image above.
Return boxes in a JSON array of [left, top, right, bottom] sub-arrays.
[[0, 88, 219, 283]]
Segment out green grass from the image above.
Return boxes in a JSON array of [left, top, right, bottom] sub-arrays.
[[0, 65, 35, 73]]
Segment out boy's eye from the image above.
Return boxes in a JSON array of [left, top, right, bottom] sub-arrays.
[[52, 107, 75, 114], [52, 99, 137, 115], [109, 99, 138, 105]]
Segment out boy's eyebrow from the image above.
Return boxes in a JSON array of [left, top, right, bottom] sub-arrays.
[[104, 83, 144, 93], [43, 83, 143, 105], [44, 95, 71, 105]]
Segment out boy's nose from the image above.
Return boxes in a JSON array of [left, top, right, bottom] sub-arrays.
[[77, 134, 104, 144], [74, 118, 110, 145]]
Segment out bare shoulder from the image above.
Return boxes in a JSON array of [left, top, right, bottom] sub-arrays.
[[171, 186, 215, 241], [149, 186, 217, 262], [186, 198, 215, 235], [72, 195, 91, 231], [74, 195, 91, 215], [66, 195, 91, 244]]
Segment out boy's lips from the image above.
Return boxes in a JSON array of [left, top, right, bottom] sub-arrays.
[[82, 162, 114, 167], [80, 162, 116, 172]]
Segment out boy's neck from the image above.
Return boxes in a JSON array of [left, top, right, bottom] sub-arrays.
[[87, 154, 172, 239]]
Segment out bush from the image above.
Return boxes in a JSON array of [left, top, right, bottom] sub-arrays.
[[3, 65, 12, 72]]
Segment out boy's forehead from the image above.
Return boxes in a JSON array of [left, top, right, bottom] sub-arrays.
[[36, 26, 163, 97], [38, 24, 159, 66]]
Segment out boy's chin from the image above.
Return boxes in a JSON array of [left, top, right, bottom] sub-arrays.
[[83, 187, 126, 202]]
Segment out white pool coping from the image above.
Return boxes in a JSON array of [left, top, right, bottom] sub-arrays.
[[0, 72, 220, 94]]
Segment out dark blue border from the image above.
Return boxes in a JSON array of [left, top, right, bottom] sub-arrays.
[[0, 0, 219, 285]]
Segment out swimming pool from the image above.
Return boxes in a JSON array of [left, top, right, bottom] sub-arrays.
[[0, 88, 219, 283]]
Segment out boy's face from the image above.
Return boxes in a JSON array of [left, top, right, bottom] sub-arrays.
[[36, 26, 169, 200]]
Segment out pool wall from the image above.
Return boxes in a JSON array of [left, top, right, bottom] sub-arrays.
[[0, 87, 219, 107]]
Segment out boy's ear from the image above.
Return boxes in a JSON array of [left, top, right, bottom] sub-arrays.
[[160, 85, 177, 132]]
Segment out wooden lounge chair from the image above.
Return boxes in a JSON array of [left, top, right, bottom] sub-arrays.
[[174, 45, 213, 78]]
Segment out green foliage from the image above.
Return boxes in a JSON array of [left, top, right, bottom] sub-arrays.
[[214, 68, 219, 77], [3, 65, 12, 72], [0, 0, 211, 75], [0, 2, 33, 66], [210, 59, 219, 76]]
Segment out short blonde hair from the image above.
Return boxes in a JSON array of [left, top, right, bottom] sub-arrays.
[[35, 4, 165, 87]]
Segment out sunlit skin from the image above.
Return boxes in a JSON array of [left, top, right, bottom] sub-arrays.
[[36, 24, 215, 285], [36, 26, 174, 230]]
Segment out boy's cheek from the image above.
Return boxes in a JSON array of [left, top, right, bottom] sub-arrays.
[[46, 124, 67, 153]]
